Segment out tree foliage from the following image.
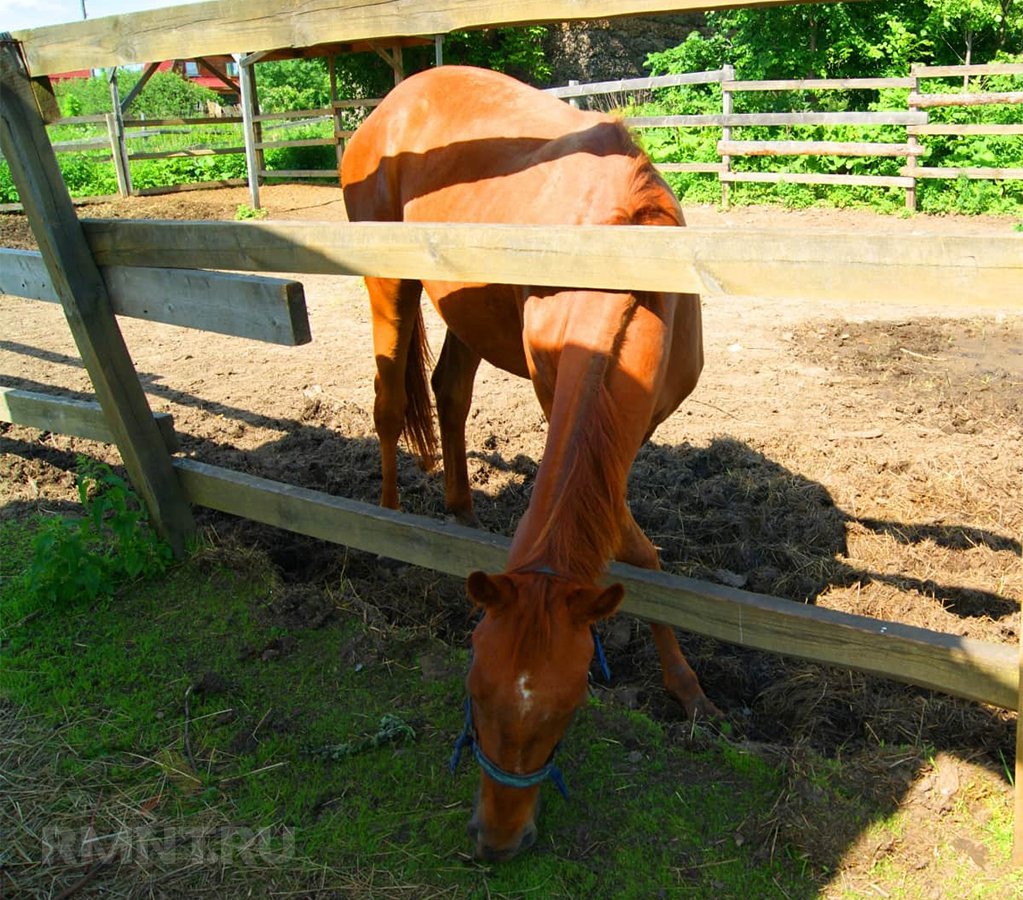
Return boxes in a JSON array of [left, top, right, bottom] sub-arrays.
[[646, 0, 1023, 79]]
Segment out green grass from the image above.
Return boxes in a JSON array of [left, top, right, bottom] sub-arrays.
[[1, 510, 823, 897]]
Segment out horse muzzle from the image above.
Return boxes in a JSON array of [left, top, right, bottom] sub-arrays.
[[468, 813, 537, 862]]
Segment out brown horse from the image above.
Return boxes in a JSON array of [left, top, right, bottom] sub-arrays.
[[342, 65, 717, 861]]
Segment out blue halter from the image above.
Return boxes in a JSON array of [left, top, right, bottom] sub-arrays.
[[448, 627, 611, 799]]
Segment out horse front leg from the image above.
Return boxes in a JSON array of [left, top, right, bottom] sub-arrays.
[[431, 330, 482, 525], [615, 507, 722, 720]]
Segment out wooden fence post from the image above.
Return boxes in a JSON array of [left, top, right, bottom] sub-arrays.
[[328, 55, 344, 174], [0, 39, 194, 553], [1015, 618, 1023, 865], [720, 65, 734, 208], [107, 67, 132, 196], [237, 52, 261, 209], [906, 65, 921, 212]]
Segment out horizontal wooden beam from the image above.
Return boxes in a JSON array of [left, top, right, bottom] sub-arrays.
[[545, 70, 725, 98], [912, 62, 1023, 78], [80, 219, 1023, 310], [0, 248, 311, 345], [724, 76, 916, 91], [0, 386, 178, 451], [10, 0, 826, 76], [173, 458, 1018, 710], [903, 166, 1023, 181], [910, 91, 1023, 108], [721, 171, 913, 188], [656, 162, 725, 173], [128, 146, 245, 160], [717, 139, 921, 157], [626, 111, 928, 128], [908, 123, 1023, 136]]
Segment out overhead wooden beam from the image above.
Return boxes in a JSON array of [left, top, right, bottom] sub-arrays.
[[10, 0, 842, 77], [0, 40, 194, 552], [81, 219, 1023, 310]]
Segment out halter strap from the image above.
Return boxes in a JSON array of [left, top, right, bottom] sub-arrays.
[[449, 697, 569, 798]]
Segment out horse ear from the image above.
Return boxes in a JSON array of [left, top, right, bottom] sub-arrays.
[[570, 583, 625, 625], [466, 571, 515, 612]]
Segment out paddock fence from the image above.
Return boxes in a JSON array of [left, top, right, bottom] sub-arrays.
[[4, 62, 1022, 212], [2, 0, 1023, 863]]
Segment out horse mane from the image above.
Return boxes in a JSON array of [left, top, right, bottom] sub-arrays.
[[605, 124, 684, 228], [510, 375, 630, 585]]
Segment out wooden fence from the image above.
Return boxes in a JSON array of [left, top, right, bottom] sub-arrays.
[[2, 0, 1023, 865], [4, 61, 1021, 212], [554, 62, 1023, 210]]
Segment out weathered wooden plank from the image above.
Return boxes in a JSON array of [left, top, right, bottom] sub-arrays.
[[81, 219, 1023, 310], [258, 169, 337, 179], [910, 91, 1023, 108], [626, 111, 928, 128], [718, 139, 921, 157], [720, 170, 913, 188], [135, 178, 248, 197], [724, 76, 915, 91], [332, 98, 383, 110], [0, 248, 311, 345], [254, 137, 333, 151], [173, 458, 1018, 710], [0, 386, 178, 451], [0, 42, 194, 551], [913, 62, 1023, 78], [905, 166, 1023, 181], [655, 162, 725, 173], [128, 146, 245, 160], [11, 0, 819, 76], [908, 123, 1023, 136], [545, 70, 725, 98], [124, 116, 244, 126]]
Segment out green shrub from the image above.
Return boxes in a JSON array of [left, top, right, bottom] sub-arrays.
[[21, 459, 172, 608]]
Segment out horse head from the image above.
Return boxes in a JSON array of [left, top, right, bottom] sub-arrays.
[[461, 570, 623, 860]]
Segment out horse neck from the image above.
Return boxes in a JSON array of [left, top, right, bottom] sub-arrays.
[[508, 335, 640, 584]]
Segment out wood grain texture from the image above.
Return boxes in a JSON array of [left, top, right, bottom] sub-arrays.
[[11, 0, 824, 76], [0, 249, 311, 345], [0, 386, 178, 451], [81, 218, 1023, 310], [173, 458, 1018, 710]]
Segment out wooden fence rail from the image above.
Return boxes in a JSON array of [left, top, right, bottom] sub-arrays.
[[3, 5, 1023, 867], [3, 62, 1020, 212]]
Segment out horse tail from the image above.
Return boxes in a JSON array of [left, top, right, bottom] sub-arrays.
[[403, 307, 438, 472]]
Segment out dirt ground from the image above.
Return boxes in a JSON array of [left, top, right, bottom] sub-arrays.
[[2, 184, 1022, 894]]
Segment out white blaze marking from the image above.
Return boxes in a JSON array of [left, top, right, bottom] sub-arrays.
[[516, 673, 533, 715]]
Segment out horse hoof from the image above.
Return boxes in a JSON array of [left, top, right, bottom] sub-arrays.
[[683, 695, 724, 721]]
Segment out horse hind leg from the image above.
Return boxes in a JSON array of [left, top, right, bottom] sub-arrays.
[[366, 276, 436, 511], [431, 330, 482, 525], [615, 507, 722, 720]]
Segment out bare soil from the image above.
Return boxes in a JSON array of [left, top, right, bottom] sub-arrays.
[[2, 184, 1021, 895]]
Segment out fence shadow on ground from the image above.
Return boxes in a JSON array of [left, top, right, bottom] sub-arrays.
[[1, 358, 1019, 889]]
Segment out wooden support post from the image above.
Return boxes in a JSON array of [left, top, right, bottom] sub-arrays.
[[107, 67, 132, 196], [906, 66, 920, 212], [236, 52, 261, 209], [0, 40, 194, 553], [567, 80, 580, 109], [720, 64, 734, 209], [328, 55, 344, 173], [434, 34, 444, 67], [1015, 615, 1023, 865]]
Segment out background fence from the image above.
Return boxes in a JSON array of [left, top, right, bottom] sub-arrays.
[[2, 61, 1021, 212]]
